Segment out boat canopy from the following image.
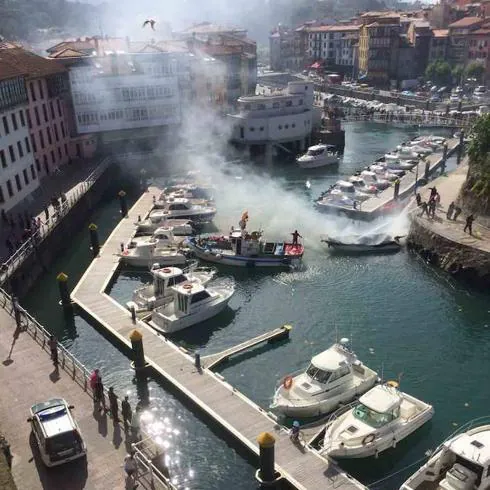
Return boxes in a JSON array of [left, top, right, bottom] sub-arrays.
[[311, 346, 349, 371], [359, 385, 400, 413], [445, 430, 490, 466], [336, 180, 354, 188]]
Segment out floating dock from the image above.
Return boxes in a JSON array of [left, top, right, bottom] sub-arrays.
[[317, 137, 461, 220], [71, 189, 367, 490]]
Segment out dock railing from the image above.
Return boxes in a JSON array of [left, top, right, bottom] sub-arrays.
[[0, 287, 174, 490], [0, 156, 113, 286]]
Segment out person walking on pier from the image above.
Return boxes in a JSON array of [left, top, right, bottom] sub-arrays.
[[447, 202, 455, 220], [428, 198, 437, 219], [416, 193, 421, 207], [108, 387, 119, 422], [453, 206, 462, 221], [464, 215, 475, 235], [48, 335, 58, 366], [419, 201, 429, 217], [121, 396, 132, 432]]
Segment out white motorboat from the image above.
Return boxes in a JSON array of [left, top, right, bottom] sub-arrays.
[[149, 198, 216, 223], [322, 382, 434, 458], [380, 159, 416, 171], [135, 217, 194, 235], [148, 281, 235, 333], [270, 339, 378, 418], [348, 176, 378, 195], [401, 422, 490, 490], [360, 170, 390, 190], [297, 144, 340, 169], [369, 165, 400, 182], [118, 242, 187, 268], [128, 227, 188, 249], [126, 263, 218, 313], [153, 185, 214, 209]]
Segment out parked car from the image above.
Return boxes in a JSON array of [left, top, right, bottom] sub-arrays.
[[28, 398, 86, 467]]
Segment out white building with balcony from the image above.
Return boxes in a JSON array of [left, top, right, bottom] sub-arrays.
[[228, 81, 314, 160], [0, 73, 38, 212]]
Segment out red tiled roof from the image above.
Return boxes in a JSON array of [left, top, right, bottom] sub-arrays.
[[305, 24, 359, 32], [0, 59, 25, 81], [449, 16, 483, 28], [0, 48, 65, 80]]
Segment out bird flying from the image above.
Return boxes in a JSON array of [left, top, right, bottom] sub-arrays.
[[142, 19, 156, 31]]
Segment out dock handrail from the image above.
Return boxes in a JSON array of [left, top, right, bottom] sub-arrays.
[[0, 156, 113, 286]]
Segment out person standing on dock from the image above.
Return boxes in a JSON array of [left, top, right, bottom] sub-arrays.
[[428, 198, 437, 219], [464, 215, 475, 235], [447, 202, 455, 220], [453, 206, 462, 221], [108, 387, 119, 422], [416, 193, 421, 207], [121, 396, 132, 432], [48, 335, 58, 366], [419, 201, 429, 217]]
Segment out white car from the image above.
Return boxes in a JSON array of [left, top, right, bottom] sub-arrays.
[[28, 398, 86, 467]]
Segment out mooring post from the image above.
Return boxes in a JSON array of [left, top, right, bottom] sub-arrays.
[[424, 159, 430, 181], [441, 143, 448, 172], [88, 223, 100, 257], [130, 330, 146, 372], [130, 305, 136, 323], [255, 432, 280, 486], [194, 351, 201, 371], [57, 272, 71, 308], [393, 178, 400, 200], [118, 190, 128, 218]]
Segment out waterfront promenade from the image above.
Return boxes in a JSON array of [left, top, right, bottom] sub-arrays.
[[71, 187, 367, 490], [0, 305, 131, 490]]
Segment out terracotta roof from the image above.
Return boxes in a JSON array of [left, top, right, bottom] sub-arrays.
[[471, 28, 490, 35], [47, 39, 96, 54], [0, 59, 25, 81], [181, 22, 245, 34], [49, 48, 89, 59], [449, 16, 483, 28], [0, 41, 22, 50], [0, 48, 65, 80], [432, 29, 449, 37]]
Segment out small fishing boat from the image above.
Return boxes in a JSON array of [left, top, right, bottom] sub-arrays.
[[126, 263, 218, 313], [322, 382, 434, 459], [148, 281, 235, 333], [149, 198, 216, 224], [185, 217, 304, 268], [297, 144, 340, 169], [135, 217, 194, 236], [320, 234, 403, 253], [128, 227, 188, 249], [271, 338, 378, 418], [401, 422, 490, 490]]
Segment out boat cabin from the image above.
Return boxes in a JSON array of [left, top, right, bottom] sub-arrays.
[[150, 266, 188, 297], [150, 227, 176, 243], [229, 230, 286, 257], [165, 198, 193, 212], [305, 144, 336, 157], [354, 385, 404, 428], [172, 283, 214, 316], [335, 181, 356, 194]]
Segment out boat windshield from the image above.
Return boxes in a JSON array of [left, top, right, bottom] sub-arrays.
[[306, 364, 332, 384], [307, 148, 325, 157], [353, 404, 398, 428]]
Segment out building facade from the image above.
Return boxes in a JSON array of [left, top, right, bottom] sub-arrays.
[[448, 16, 484, 66], [429, 29, 449, 63], [269, 26, 305, 72], [0, 68, 38, 212], [467, 27, 490, 81]]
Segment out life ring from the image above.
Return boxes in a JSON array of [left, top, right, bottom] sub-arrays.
[[386, 380, 399, 389], [183, 284, 193, 290], [283, 376, 293, 390], [162, 268, 171, 273], [362, 433, 375, 445]]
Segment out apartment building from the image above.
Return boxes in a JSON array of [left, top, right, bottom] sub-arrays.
[[448, 16, 484, 66], [467, 26, 490, 80], [0, 64, 38, 212], [269, 26, 305, 72], [429, 29, 450, 62]]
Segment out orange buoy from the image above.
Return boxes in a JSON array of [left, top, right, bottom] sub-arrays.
[[283, 375, 293, 390]]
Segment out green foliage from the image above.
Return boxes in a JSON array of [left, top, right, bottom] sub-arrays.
[[468, 114, 490, 165], [451, 64, 464, 83], [425, 60, 452, 86], [466, 61, 485, 81]]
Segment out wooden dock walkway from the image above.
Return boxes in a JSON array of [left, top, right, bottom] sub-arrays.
[[202, 325, 292, 370], [71, 188, 367, 490]]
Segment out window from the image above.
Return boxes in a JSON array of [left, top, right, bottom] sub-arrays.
[[292, 123, 296, 128], [60, 121, 66, 137], [15, 174, 21, 191], [8, 145, 15, 163], [35, 159, 40, 172], [19, 110, 25, 127], [249, 127, 255, 132], [50, 101, 55, 119], [278, 125, 283, 129], [54, 124, 59, 142], [34, 107, 40, 126], [26, 110, 32, 129], [23, 169, 29, 185], [51, 150, 55, 164], [285, 124, 289, 129], [58, 147, 62, 159], [30, 82, 36, 101], [3, 116, 9, 134], [272, 102, 280, 108], [39, 130, 45, 149], [17, 141, 23, 158], [38, 80, 44, 99], [260, 127, 264, 131], [11, 113, 18, 131], [31, 135, 37, 153], [57, 99, 62, 117], [353, 403, 398, 428], [286, 100, 292, 107], [42, 104, 48, 123], [0, 185, 4, 204], [6, 180, 13, 197], [31, 164, 36, 180], [47, 127, 52, 145], [306, 364, 332, 384], [240, 127, 244, 138], [0, 150, 6, 168], [191, 290, 211, 303]]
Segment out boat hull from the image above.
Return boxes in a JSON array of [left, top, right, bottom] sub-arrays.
[[322, 240, 401, 253], [297, 157, 339, 169], [119, 253, 187, 268], [149, 211, 216, 224]]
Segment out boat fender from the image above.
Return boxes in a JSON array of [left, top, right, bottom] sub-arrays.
[[362, 434, 375, 445], [122, 250, 129, 256], [392, 437, 397, 448], [283, 376, 293, 390]]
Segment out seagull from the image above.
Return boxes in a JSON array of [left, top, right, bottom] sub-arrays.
[[142, 19, 156, 31]]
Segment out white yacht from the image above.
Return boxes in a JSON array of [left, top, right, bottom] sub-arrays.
[[118, 243, 187, 268], [149, 198, 216, 223], [322, 382, 434, 459], [297, 144, 340, 169], [135, 217, 194, 236], [348, 176, 378, 195], [148, 281, 235, 334], [128, 227, 188, 249], [360, 170, 391, 190], [270, 339, 378, 418], [154, 184, 214, 209], [401, 423, 490, 490], [126, 264, 218, 313]]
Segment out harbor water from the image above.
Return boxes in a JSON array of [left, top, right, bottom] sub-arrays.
[[23, 122, 490, 490]]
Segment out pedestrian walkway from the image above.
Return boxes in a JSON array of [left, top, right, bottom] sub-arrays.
[[413, 162, 490, 253], [0, 305, 131, 490]]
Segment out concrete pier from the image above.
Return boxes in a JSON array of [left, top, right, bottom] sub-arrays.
[[71, 189, 367, 490]]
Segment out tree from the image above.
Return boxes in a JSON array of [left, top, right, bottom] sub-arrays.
[[451, 64, 464, 85], [466, 61, 485, 82], [425, 60, 452, 86]]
